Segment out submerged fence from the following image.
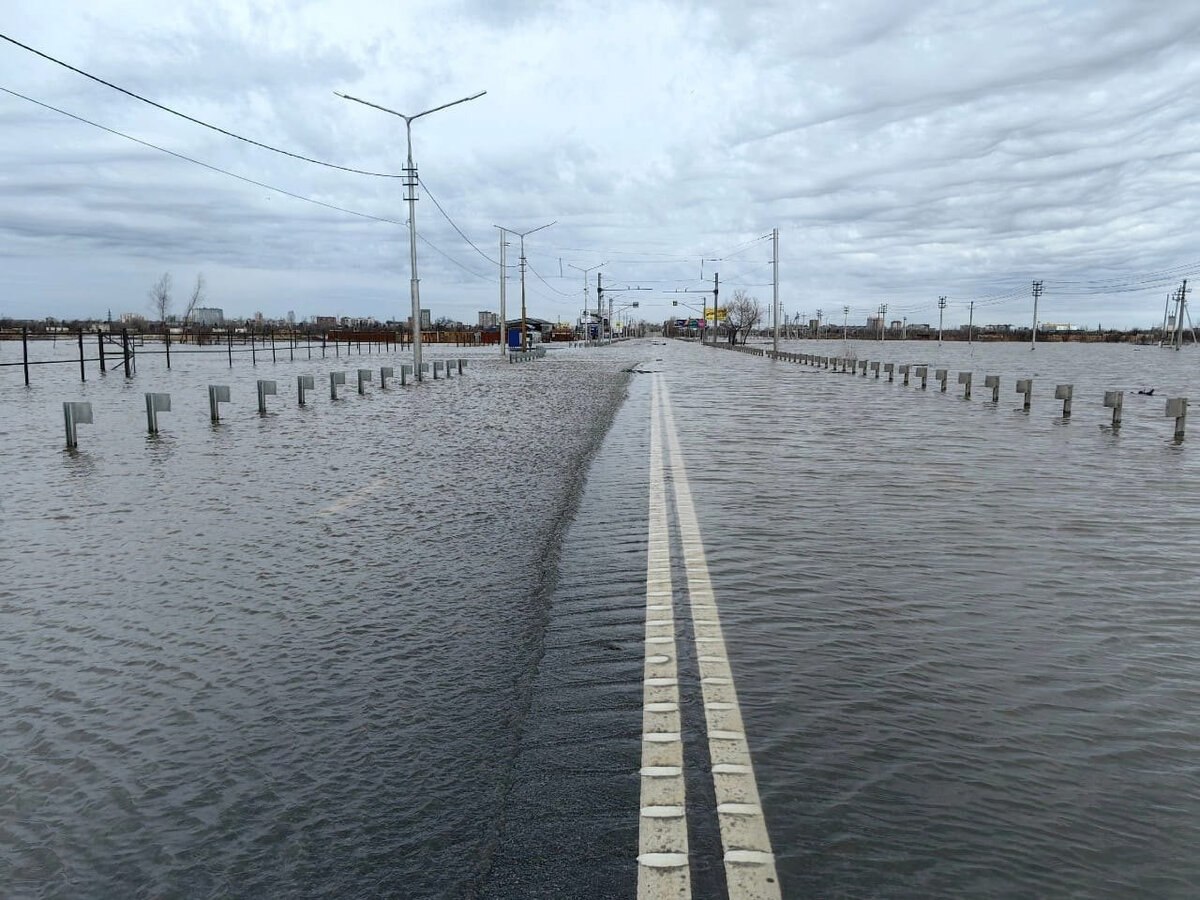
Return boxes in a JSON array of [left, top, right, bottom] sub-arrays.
[[2, 327, 411, 386]]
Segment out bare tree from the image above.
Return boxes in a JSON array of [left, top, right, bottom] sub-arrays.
[[148, 272, 173, 323], [723, 289, 763, 345], [181, 273, 205, 326]]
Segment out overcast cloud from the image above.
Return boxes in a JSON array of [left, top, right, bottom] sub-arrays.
[[3, 0, 1200, 328]]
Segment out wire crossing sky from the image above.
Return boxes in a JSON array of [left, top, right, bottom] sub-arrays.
[[3, 0, 1200, 327]]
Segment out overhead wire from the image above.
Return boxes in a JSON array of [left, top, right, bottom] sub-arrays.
[[0, 84, 403, 225], [0, 31, 402, 178]]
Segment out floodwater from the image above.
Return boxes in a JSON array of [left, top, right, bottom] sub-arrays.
[[4, 334, 1200, 897], [1, 340, 640, 898]]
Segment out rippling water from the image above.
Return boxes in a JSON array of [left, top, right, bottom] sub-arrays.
[[6, 335, 1200, 897], [665, 338, 1200, 896], [1, 341, 638, 897]]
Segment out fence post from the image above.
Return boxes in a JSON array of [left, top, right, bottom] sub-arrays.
[[165, 329, 171, 370], [122, 329, 132, 379], [78, 329, 86, 382], [98, 331, 106, 373]]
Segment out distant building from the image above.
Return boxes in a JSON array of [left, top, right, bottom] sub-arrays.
[[478, 310, 499, 328], [193, 307, 224, 326], [1040, 322, 1073, 332], [314, 316, 337, 328], [120, 312, 146, 324], [407, 309, 432, 330]]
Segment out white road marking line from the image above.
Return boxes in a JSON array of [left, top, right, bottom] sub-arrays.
[[659, 382, 782, 900], [638, 376, 691, 900]]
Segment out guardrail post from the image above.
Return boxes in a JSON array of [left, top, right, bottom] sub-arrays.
[[144, 392, 171, 433], [1166, 397, 1187, 441], [257, 379, 277, 415], [936, 368, 948, 392], [208, 385, 231, 423], [870, 361, 880, 379], [330, 371, 346, 400], [458, 359, 466, 374], [898, 364, 910, 386], [63, 401, 93, 448], [297, 375, 314, 405], [915, 366, 928, 389], [884, 362, 894, 382], [1103, 390, 1123, 428], [401, 364, 413, 385], [357, 369, 372, 394], [984, 375, 1000, 403], [380, 366, 393, 389], [1016, 378, 1032, 411], [1054, 384, 1074, 418], [957, 372, 972, 399], [859, 360, 868, 377]]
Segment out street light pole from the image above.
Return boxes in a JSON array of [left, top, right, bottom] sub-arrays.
[[772, 227, 780, 356], [568, 261, 606, 341], [494, 227, 509, 355], [496, 221, 555, 350], [336, 89, 486, 379]]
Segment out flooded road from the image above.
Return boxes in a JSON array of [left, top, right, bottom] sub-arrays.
[[5, 336, 1200, 897]]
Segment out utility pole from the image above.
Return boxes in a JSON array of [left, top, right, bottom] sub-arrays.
[[495, 222, 555, 350], [1160, 292, 1172, 348], [1031, 279, 1043, 350], [1175, 279, 1189, 351], [772, 227, 780, 356], [878, 303, 887, 341], [597, 272, 604, 342], [968, 300, 975, 343], [495, 228, 508, 354], [937, 296, 946, 344], [815, 308, 822, 340], [902, 316, 907, 340], [336, 89, 486, 380], [711, 272, 719, 345], [568, 261, 606, 341], [843, 305, 849, 341]]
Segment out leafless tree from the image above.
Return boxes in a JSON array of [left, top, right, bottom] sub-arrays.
[[148, 272, 173, 323], [723, 289, 763, 345], [181, 273, 205, 326]]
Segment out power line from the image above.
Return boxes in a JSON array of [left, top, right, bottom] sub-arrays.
[[1, 82, 502, 286], [0, 31, 401, 178], [0, 84, 401, 225], [525, 260, 573, 296], [418, 177, 499, 266]]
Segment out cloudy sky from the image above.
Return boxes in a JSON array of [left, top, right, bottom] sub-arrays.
[[3, 0, 1200, 328]]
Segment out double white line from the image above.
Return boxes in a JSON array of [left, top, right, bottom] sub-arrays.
[[637, 376, 781, 900]]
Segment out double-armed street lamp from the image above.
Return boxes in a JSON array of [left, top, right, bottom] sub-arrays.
[[494, 221, 555, 350], [336, 88, 486, 378], [568, 261, 606, 340]]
